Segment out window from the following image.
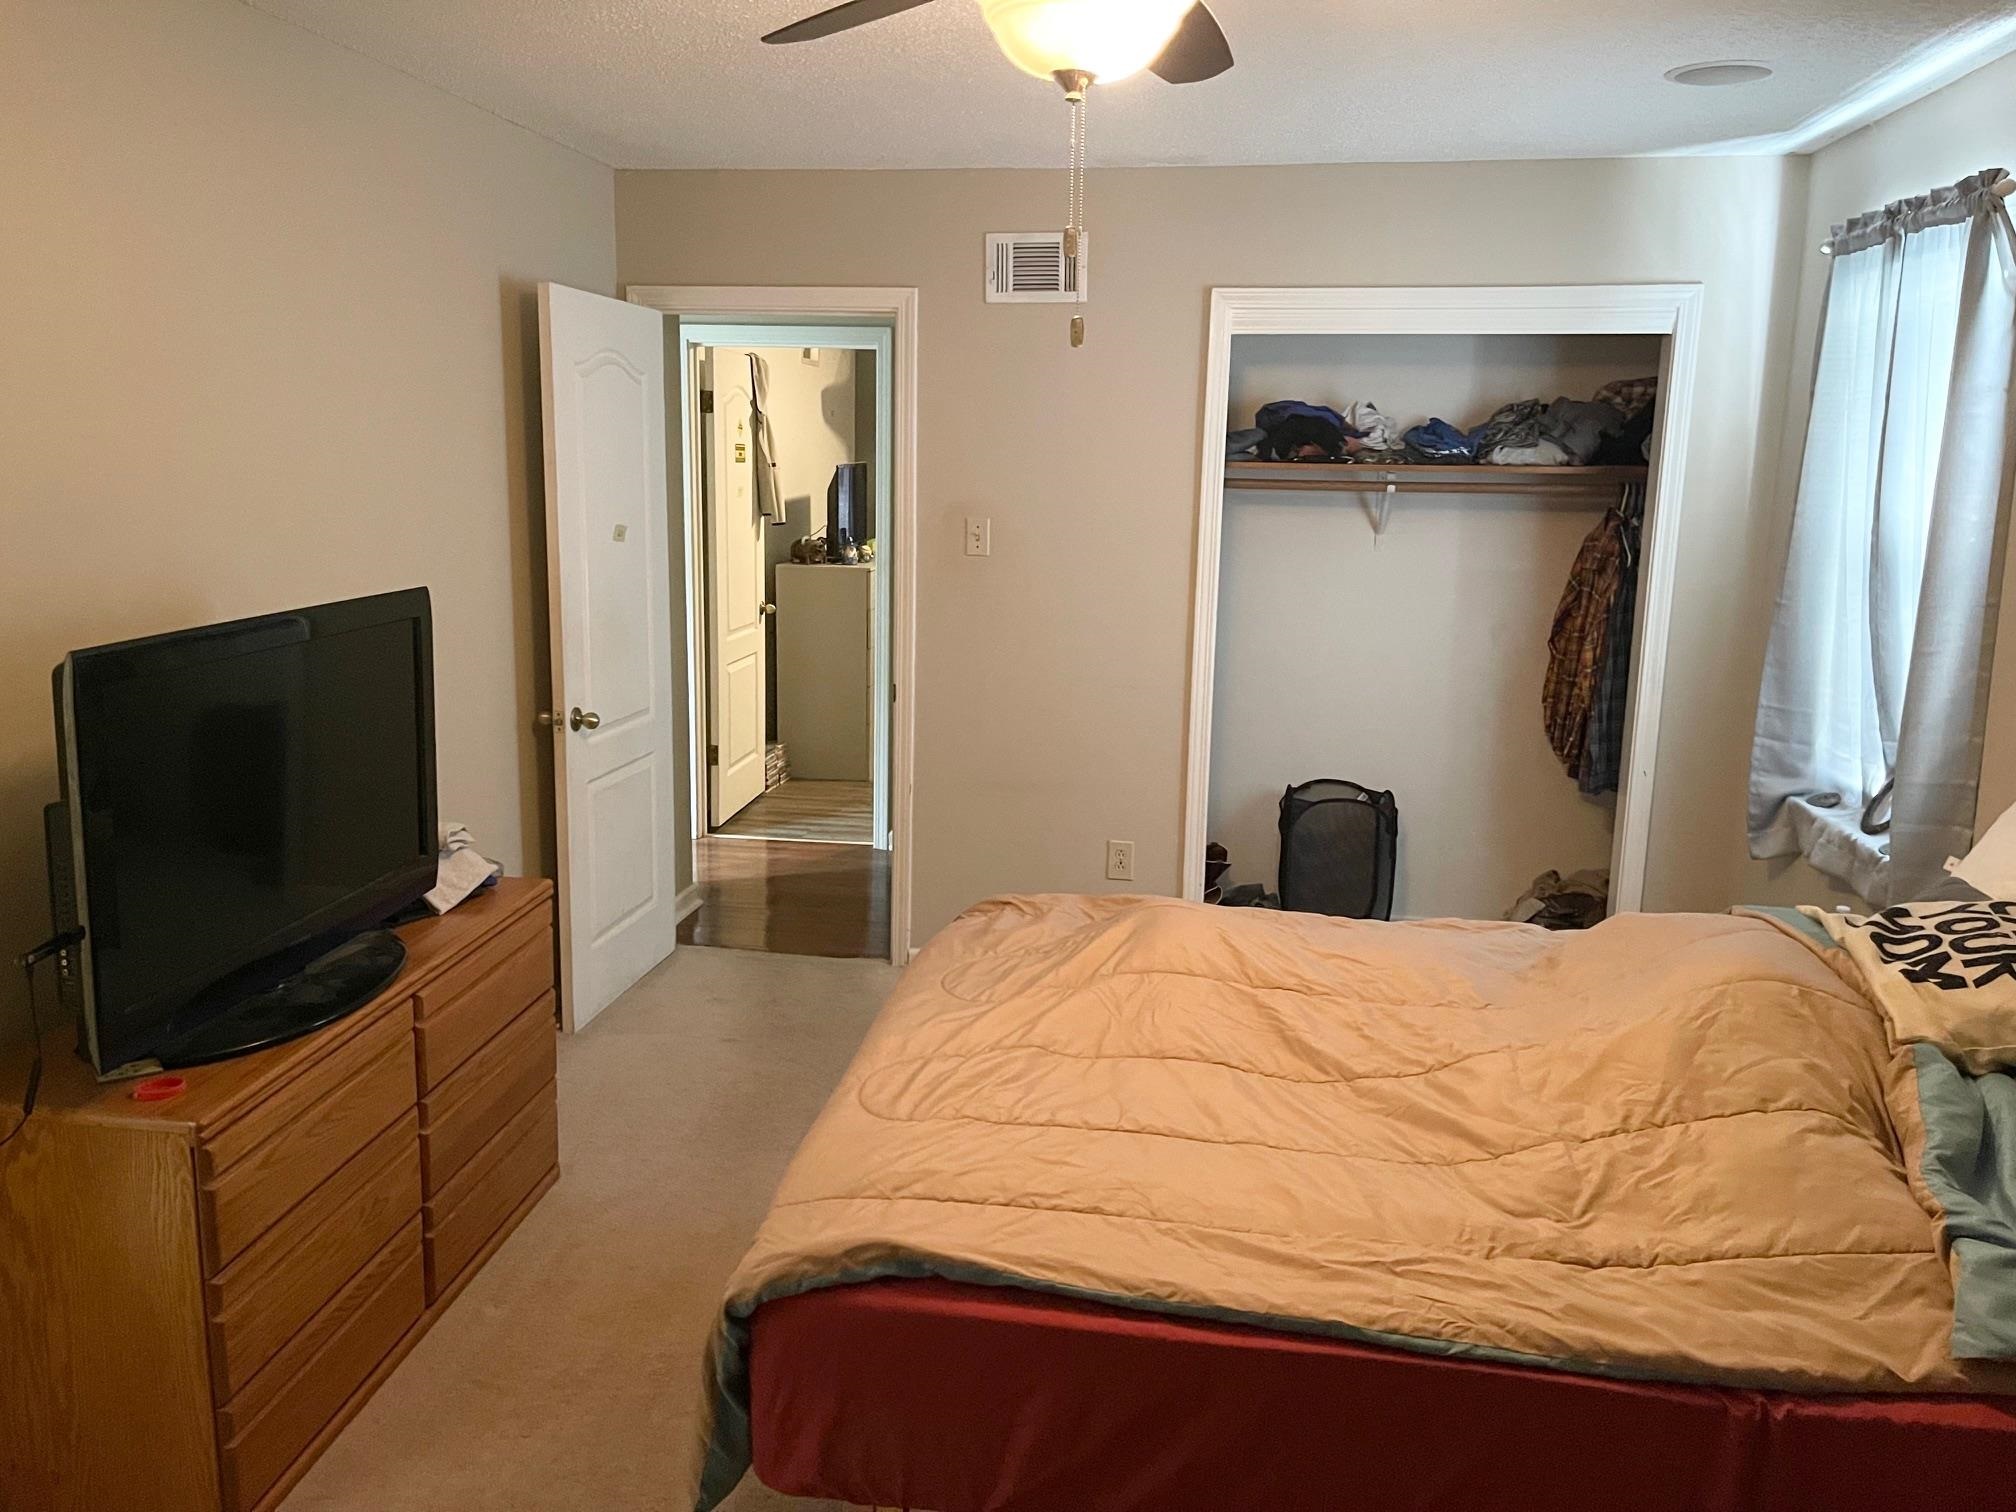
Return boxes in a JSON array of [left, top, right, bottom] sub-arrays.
[[1749, 170, 2016, 904]]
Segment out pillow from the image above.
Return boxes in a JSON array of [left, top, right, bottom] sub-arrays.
[[1808, 901, 2016, 1072], [1949, 801, 2016, 899]]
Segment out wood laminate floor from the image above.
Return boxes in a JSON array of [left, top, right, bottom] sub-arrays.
[[680, 835, 890, 960], [713, 780, 873, 844]]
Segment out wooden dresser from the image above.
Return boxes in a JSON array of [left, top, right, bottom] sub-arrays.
[[0, 877, 559, 1512]]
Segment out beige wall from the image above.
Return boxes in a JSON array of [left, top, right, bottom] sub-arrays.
[[1, 1, 615, 1042], [1772, 51, 2016, 838], [14, 2, 1998, 1031], [1213, 333, 1663, 918], [619, 157, 1814, 942]]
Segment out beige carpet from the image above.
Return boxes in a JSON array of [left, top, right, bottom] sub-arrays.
[[282, 945, 898, 1512]]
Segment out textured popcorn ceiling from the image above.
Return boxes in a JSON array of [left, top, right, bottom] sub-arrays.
[[248, 0, 2016, 168]]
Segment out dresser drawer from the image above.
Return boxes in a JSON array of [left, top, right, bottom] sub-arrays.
[[420, 992, 555, 1192], [200, 1011, 417, 1272], [217, 1219, 423, 1512], [205, 1110, 421, 1403], [199, 1003, 415, 1174], [424, 1079, 557, 1301], [414, 914, 553, 1091]]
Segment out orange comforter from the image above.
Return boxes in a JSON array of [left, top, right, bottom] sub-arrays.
[[695, 895, 2015, 1506]]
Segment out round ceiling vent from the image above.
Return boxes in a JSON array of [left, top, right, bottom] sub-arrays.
[[1665, 61, 1774, 87]]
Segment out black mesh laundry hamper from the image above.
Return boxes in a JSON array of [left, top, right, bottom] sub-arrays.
[[1277, 779, 1398, 919]]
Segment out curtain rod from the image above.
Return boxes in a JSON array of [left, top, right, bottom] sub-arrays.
[[1820, 176, 2014, 255]]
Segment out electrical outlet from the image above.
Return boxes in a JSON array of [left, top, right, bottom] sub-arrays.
[[964, 516, 991, 557], [1105, 839, 1135, 883]]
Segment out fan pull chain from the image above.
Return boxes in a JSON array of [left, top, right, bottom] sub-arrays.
[[1065, 84, 1087, 348]]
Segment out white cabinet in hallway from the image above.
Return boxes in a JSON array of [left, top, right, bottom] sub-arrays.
[[774, 562, 873, 781]]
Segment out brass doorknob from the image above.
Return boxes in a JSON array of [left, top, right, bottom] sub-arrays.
[[760, 602, 777, 616], [535, 711, 559, 730], [569, 707, 601, 732]]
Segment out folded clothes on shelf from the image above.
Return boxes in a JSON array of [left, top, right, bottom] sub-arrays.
[[1239, 381, 1658, 470], [1401, 417, 1482, 462], [1475, 396, 1628, 465], [1255, 399, 1352, 432], [1593, 404, 1656, 465], [1540, 398, 1626, 465], [1341, 400, 1401, 451], [1474, 398, 1551, 463], [1255, 399, 1361, 461]]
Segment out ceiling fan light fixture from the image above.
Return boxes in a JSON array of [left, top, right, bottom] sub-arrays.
[[978, 0, 1195, 84]]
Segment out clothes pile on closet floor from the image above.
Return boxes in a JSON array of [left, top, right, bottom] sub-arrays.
[[1505, 867, 1610, 929], [1228, 378, 1658, 468]]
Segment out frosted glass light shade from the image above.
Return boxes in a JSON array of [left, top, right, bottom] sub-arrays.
[[977, 0, 1194, 84]]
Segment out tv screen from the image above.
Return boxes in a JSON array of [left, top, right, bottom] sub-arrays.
[[54, 589, 437, 1072], [828, 461, 870, 550]]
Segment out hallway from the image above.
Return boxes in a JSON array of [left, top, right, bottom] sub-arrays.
[[680, 835, 890, 959], [713, 779, 874, 845]]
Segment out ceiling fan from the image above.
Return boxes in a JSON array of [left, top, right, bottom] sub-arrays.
[[763, 0, 1234, 89], [763, 3, 1235, 347]]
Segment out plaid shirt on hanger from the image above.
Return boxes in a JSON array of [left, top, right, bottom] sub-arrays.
[[1580, 486, 1645, 795], [1543, 505, 1628, 778]]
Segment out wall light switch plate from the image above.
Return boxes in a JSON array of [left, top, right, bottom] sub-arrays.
[[1106, 839, 1135, 883], [965, 516, 991, 557]]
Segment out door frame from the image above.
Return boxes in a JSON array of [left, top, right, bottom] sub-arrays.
[[682, 325, 896, 851], [1184, 283, 1704, 915], [627, 285, 918, 964]]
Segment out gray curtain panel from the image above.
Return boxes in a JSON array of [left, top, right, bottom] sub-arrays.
[[1749, 169, 2016, 904]]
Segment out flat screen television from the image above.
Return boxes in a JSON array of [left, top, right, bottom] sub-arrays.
[[47, 589, 438, 1074], [826, 461, 870, 560]]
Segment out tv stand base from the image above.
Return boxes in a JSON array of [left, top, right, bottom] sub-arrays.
[[160, 929, 408, 1068]]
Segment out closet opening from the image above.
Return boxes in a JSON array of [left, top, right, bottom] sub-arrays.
[[1182, 286, 1704, 922]]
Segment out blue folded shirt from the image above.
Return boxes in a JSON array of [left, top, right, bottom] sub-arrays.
[[1402, 417, 1482, 462]]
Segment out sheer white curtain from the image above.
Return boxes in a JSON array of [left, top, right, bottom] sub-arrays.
[[1750, 169, 2016, 904]]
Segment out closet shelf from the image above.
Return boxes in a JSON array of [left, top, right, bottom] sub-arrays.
[[1225, 461, 1649, 498]]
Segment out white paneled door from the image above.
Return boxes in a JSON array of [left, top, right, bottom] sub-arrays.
[[539, 282, 680, 1032], [703, 350, 767, 826]]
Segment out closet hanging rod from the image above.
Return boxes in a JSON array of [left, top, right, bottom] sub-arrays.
[[1224, 461, 1648, 538], [1224, 461, 1648, 498]]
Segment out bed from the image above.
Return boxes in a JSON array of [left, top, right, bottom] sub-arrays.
[[747, 1276, 2016, 1512], [695, 892, 2016, 1511]]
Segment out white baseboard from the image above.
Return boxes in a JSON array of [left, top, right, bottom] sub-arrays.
[[674, 883, 704, 924]]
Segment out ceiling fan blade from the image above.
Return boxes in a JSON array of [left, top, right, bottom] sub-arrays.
[[762, 0, 940, 44], [1149, 3, 1234, 83]]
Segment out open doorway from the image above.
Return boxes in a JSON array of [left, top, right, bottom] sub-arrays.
[[680, 324, 894, 959]]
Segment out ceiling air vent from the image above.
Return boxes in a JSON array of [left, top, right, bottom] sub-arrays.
[[985, 231, 1088, 304]]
